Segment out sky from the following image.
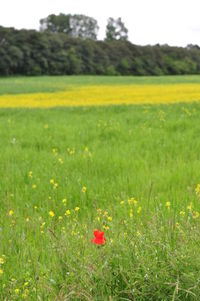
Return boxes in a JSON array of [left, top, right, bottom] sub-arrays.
[[0, 0, 200, 47]]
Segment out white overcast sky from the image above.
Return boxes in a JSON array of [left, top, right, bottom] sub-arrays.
[[0, 0, 200, 47]]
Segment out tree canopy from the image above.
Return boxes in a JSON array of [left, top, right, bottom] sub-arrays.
[[106, 17, 128, 41], [40, 13, 99, 40], [0, 25, 200, 76]]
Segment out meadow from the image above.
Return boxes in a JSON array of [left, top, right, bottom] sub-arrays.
[[0, 75, 200, 300]]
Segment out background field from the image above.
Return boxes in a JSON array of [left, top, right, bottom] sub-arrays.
[[1, 75, 200, 95], [0, 76, 200, 300]]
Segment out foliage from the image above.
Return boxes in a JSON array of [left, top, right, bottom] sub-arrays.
[[0, 26, 200, 76], [105, 17, 128, 41], [40, 13, 99, 40]]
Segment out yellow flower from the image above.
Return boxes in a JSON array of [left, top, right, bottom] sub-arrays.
[[28, 171, 32, 178], [58, 158, 63, 164], [82, 186, 87, 193], [136, 230, 141, 237], [50, 179, 54, 184], [75, 207, 80, 212], [0, 257, 4, 264], [120, 201, 124, 205], [107, 216, 112, 221], [52, 148, 58, 155], [34, 205, 38, 210], [166, 201, 171, 209], [58, 216, 63, 221], [15, 288, 20, 295], [49, 211, 55, 218], [32, 184, 37, 189], [193, 211, 199, 219], [137, 206, 142, 214], [195, 184, 200, 195], [53, 183, 58, 189], [0, 269, 3, 276], [65, 210, 70, 216], [187, 203, 193, 211], [128, 197, 137, 206], [40, 222, 45, 229], [180, 211, 185, 217], [8, 210, 14, 216], [26, 217, 30, 222], [103, 225, 109, 230]]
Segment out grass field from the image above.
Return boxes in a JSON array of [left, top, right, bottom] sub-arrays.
[[1, 76, 200, 300]]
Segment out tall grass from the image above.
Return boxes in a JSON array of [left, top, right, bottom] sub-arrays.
[[0, 103, 200, 300]]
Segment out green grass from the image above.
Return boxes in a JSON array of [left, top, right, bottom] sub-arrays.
[[1, 100, 200, 300], [1, 74, 200, 95]]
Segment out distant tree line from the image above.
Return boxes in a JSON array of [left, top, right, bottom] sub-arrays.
[[0, 13, 200, 76]]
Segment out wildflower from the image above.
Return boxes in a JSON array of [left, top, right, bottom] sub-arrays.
[[40, 222, 45, 229], [120, 201, 124, 205], [0, 269, 3, 276], [53, 183, 58, 189], [75, 207, 80, 212], [49, 211, 55, 218], [8, 210, 14, 216], [91, 230, 106, 245], [137, 206, 142, 214], [50, 179, 54, 184], [32, 184, 37, 189], [107, 216, 112, 221], [26, 217, 30, 222], [0, 257, 4, 264], [34, 205, 38, 210], [62, 198, 67, 206], [195, 184, 200, 195], [65, 210, 70, 216], [58, 158, 63, 164], [15, 289, 20, 295], [128, 197, 137, 206], [166, 201, 171, 209], [58, 216, 63, 221], [82, 186, 87, 193], [52, 148, 58, 155], [129, 209, 133, 219], [104, 211, 108, 216], [180, 211, 185, 217], [187, 203, 193, 211], [193, 211, 199, 219], [103, 225, 109, 230], [136, 230, 141, 237], [28, 171, 32, 178]]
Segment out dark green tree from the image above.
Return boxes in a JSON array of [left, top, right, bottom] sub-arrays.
[[40, 14, 99, 40], [40, 14, 71, 34], [105, 17, 128, 41]]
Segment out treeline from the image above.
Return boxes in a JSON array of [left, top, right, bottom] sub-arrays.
[[0, 25, 200, 76]]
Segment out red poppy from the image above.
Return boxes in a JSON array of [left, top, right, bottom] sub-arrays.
[[91, 230, 106, 245]]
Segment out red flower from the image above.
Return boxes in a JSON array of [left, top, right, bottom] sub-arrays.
[[91, 230, 106, 245]]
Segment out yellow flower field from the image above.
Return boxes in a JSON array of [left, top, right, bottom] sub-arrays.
[[0, 83, 200, 107]]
